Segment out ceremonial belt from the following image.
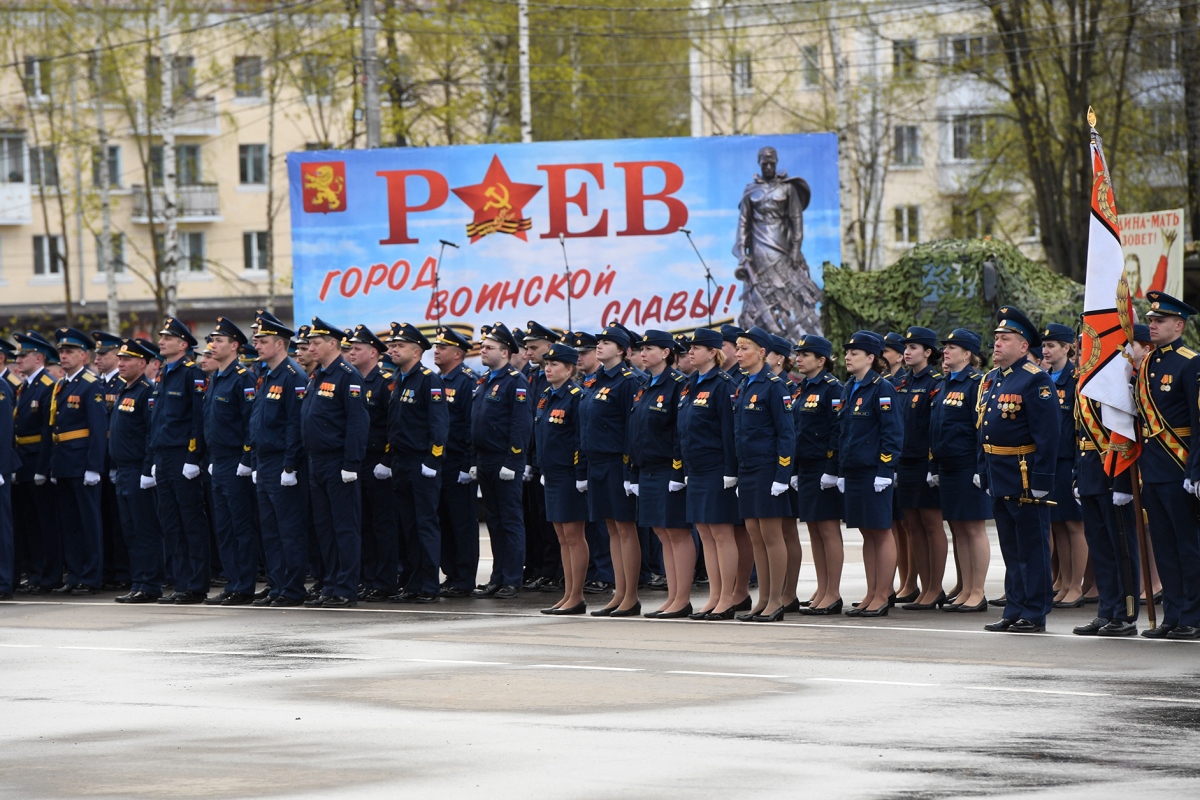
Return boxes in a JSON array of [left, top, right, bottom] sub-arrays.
[[52, 428, 89, 443], [15, 434, 42, 446], [1076, 394, 1110, 453], [982, 443, 1036, 456], [1137, 352, 1190, 467], [1078, 440, 1098, 451]]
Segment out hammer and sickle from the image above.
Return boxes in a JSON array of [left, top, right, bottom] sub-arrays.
[[483, 183, 511, 212]]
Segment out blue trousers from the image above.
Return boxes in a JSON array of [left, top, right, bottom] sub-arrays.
[[114, 468, 164, 594], [993, 497, 1053, 625], [360, 457, 399, 593], [101, 474, 129, 584], [210, 450, 259, 594], [1080, 493, 1140, 623], [256, 454, 310, 601], [476, 456, 525, 587], [1140, 482, 1200, 627], [154, 448, 211, 594], [0, 482, 12, 595], [393, 454, 443, 594], [13, 481, 60, 589], [439, 474, 479, 590], [308, 453, 361, 600], [56, 478, 103, 588]]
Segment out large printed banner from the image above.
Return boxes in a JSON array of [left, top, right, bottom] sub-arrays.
[[287, 134, 840, 340], [1118, 208, 1183, 300]]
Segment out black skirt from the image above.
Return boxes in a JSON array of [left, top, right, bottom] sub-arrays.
[[795, 460, 842, 522], [843, 469, 894, 529], [936, 457, 992, 521], [897, 458, 941, 510], [636, 464, 689, 528], [586, 455, 636, 523], [685, 469, 741, 525], [737, 466, 792, 519], [543, 469, 588, 523]]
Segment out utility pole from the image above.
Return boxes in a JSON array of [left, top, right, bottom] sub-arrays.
[[69, 67, 87, 309], [688, 0, 704, 137], [518, 0, 532, 142], [362, 0, 381, 148], [92, 51, 118, 333], [159, 0, 179, 317]]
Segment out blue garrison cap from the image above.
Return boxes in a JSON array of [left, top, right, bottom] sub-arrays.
[[159, 317, 198, 348], [433, 326, 472, 352], [348, 324, 388, 353], [845, 330, 884, 357], [55, 327, 93, 351], [794, 334, 833, 359], [1133, 323, 1151, 343], [941, 328, 982, 356], [480, 321, 519, 352], [994, 306, 1042, 347], [883, 332, 907, 353], [386, 322, 431, 351], [542, 343, 578, 365], [690, 328, 724, 349], [1145, 291, 1197, 320], [904, 326, 939, 351], [1042, 323, 1075, 345], [567, 330, 597, 351], [741, 326, 772, 350], [524, 320, 561, 343], [209, 317, 248, 346], [91, 331, 122, 352], [117, 338, 156, 360], [720, 324, 745, 345], [768, 334, 792, 357], [639, 329, 674, 349], [596, 324, 630, 349]]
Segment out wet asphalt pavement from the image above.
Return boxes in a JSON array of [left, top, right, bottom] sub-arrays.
[[3, 532, 1200, 798]]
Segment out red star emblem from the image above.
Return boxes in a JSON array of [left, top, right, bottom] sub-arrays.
[[451, 155, 542, 243]]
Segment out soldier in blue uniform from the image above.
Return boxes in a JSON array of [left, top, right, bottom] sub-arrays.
[[1137, 292, 1200, 638], [11, 332, 60, 593], [109, 339, 165, 603], [300, 317, 369, 608], [384, 322, 447, 603], [470, 323, 531, 599], [200, 318, 259, 606], [520, 320, 562, 594], [92, 331, 130, 591], [0, 366, 14, 600], [248, 313, 309, 607], [151, 318, 211, 604], [978, 307, 1060, 633], [718, 324, 755, 604], [767, 334, 804, 612], [48, 328, 109, 594], [432, 326, 479, 597], [571, 331, 615, 595], [0, 338, 18, 387]]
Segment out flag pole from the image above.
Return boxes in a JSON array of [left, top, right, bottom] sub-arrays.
[[1129, 462, 1157, 629]]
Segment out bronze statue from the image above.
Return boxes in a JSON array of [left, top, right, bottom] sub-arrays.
[[732, 147, 822, 338]]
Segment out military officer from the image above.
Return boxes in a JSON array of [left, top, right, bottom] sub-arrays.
[[0, 365, 14, 600], [521, 320, 562, 593], [978, 307, 1060, 633], [248, 313, 309, 607], [470, 322, 532, 599], [150, 317, 211, 605], [109, 339, 165, 603], [91, 331, 129, 591], [432, 326, 478, 597], [571, 331, 615, 595], [137, 338, 162, 383], [48, 328, 109, 595], [1137, 292, 1200, 639], [11, 332, 59, 593], [345, 325, 396, 602], [301, 317, 369, 608], [0, 338, 19, 388]]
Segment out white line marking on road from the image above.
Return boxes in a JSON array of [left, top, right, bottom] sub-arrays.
[[526, 664, 644, 672], [807, 677, 940, 688], [1133, 695, 1200, 705], [406, 658, 511, 666], [668, 670, 789, 678], [961, 685, 1110, 698]]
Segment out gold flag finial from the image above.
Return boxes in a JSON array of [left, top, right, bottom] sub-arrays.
[[1087, 106, 1097, 128]]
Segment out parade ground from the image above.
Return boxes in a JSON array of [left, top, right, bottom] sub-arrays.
[[2, 527, 1199, 799]]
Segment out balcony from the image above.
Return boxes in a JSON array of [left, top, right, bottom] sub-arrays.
[[131, 183, 221, 223], [137, 95, 221, 137], [0, 182, 32, 225]]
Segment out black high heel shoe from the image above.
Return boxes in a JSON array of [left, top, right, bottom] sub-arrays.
[[610, 602, 642, 617], [590, 605, 618, 617], [956, 596, 988, 613], [657, 604, 693, 619], [894, 590, 920, 604], [706, 607, 736, 620], [689, 608, 714, 620], [736, 609, 764, 622], [550, 601, 587, 615], [782, 598, 802, 613], [1053, 596, 1085, 609], [733, 596, 752, 612], [801, 598, 843, 616], [888, 592, 898, 608], [798, 598, 813, 608], [752, 607, 786, 622], [902, 591, 947, 611], [859, 604, 889, 617], [643, 608, 662, 618], [844, 605, 864, 617]]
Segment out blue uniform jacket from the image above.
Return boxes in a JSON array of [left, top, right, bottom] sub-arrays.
[[50, 368, 108, 478], [578, 362, 637, 476], [361, 363, 393, 464], [678, 368, 738, 478], [792, 369, 842, 468], [248, 357, 305, 472], [534, 381, 588, 480], [13, 368, 55, 481], [1134, 339, 1200, 484], [300, 355, 369, 472], [203, 363, 256, 466], [1049, 362, 1077, 460], [149, 356, 207, 464], [836, 371, 903, 478], [977, 361, 1059, 497], [628, 367, 687, 482], [1075, 395, 1133, 497], [732, 366, 795, 485], [109, 376, 154, 475], [0, 379, 14, 478], [896, 364, 942, 461], [526, 366, 550, 470], [440, 363, 476, 477], [387, 361, 448, 472], [929, 367, 983, 472], [470, 366, 532, 472]]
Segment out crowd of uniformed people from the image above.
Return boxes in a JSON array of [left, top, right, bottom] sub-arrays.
[[1, 292, 1199, 639]]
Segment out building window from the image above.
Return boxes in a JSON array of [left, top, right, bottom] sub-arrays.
[[893, 125, 921, 166], [1139, 28, 1178, 71], [894, 206, 920, 244], [893, 40, 917, 79], [733, 52, 753, 95], [239, 144, 266, 184], [29, 146, 58, 187], [243, 232, 268, 271], [33, 234, 63, 275], [1149, 107, 1184, 154], [951, 115, 986, 160], [24, 56, 51, 98], [234, 56, 263, 98], [150, 144, 202, 186], [174, 56, 196, 100], [96, 232, 125, 273], [300, 55, 335, 97], [951, 204, 995, 239], [0, 135, 25, 183], [155, 231, 205, 273], [949, 35, 996, 69], [92, 145, 120, 188], [801, 45, 821, 87]]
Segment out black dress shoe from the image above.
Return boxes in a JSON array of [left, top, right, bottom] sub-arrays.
[[1098, 620, 1137, 637], [271, 596, 304, 607], [859, 605, 889, 618], [441, 586, 471, 598], [16, 583, 33, 594], [175, 592, 205, 605], [321, 596, 357, 608], [800, 598, 843, 616], [116, 591, 160, 604], [1073, 617, 1111, 636], [361, 589, 390, 602], [71, 585, 98, 596], [988, 597, 1007, 607], [303, 595, 332, 608], [782, 599, 802, 613], [494, 585, 520, 599], [411, 592, 440, 604], [733, 597, 752, 612], [984, 617, 1015, 632], [51, 584, 74, 595], [1083, 594, 1099, 605], [894, 590, 920, 604], [590, 605, 617, 617], [1053, 596, 1085, 609], [251, 595, 277, 607], [643, 609, 661, 618], [157, 592, 184, 604], [844, 605, 863, 617], [1009, 618, 1045, 633], [550, 602, 587, 615], [797, 599, 813, 608], [204, 591, 233, 606], [657, 604, 693, 620], [102, 581, 131, 591], [523, 576, 546, 591], [1141, 623, 1176, 639], [688, 609, 713, 620], [253, 587, 271, 600], [902, 592, 946, 611], [221, 592, 253, 606], [540, 578, 563, 593], [736, 610, 763, 622], [705, 607, 736, 620], [1166, 625, 1200, 640], [583, 581, 613, 595], [956, 597, 988, 613], [472, 583, 500, 598], [752, 607, 785, 622], [388, 591, 417, 603], [610, 602, 642, 617]]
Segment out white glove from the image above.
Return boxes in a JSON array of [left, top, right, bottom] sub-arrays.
[[34, 473, 46, 486], [1185, 479, 1195, 495], [50, 477, 57, 484], [540, 474, 546, 486], [341, 470, 358, 483], [469, 466, 477, 480], [498, 467, 515, 481], [985, 488, 991, 496], [874, 476, 893, 493], [140, 475, 156, 490], [373, 464, 393, 481], [669, 480, 685, 492], [83, 470, 101, 486], [523, 465, 534, 482], [0, 474, 5, 487], [183, 463, 201, 480], [109, 469, 117, 483], [1113, 492, 1133, 506], [1032, 489, 1047, 499], [420, 464, 436, 478], [770, 481, 788, 496], [207, 463, 213, 476], [927, 472, 939, 488], [576, 480, 588, 492], [820, 473, 838, 490], [280, 471, 297, 487], [236, 463, 253, 478], [722, 476, 737, 489], [790, 475, 799, 491], [972, 473, 981, 489], [458, 471, 472, 485], [252, 470, 258, 484], [630, 483, 640, 496], [683, 477, 688, 486], [1194, 482, 1200, 501], [1073, 486, 1080, 499], [837, 477, 845, 493], [624, 480, 633, 496], [151, 465, 156, 479]]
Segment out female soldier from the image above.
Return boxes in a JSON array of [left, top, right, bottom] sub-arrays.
[[580, 325, 642, 617], [534, 344, 589, 615], [897, 326, 948, 610], [929, 329, 991, 612], [839, 331, 904, 617], [767, 335, 804, 612], [628, 330, 693, 619], [678, 329, 741, 620], [732, 327, 796, 622], [1043, 323, 1088, 607], [791, 336, 844, 615], [883, 331, 917, 602]]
